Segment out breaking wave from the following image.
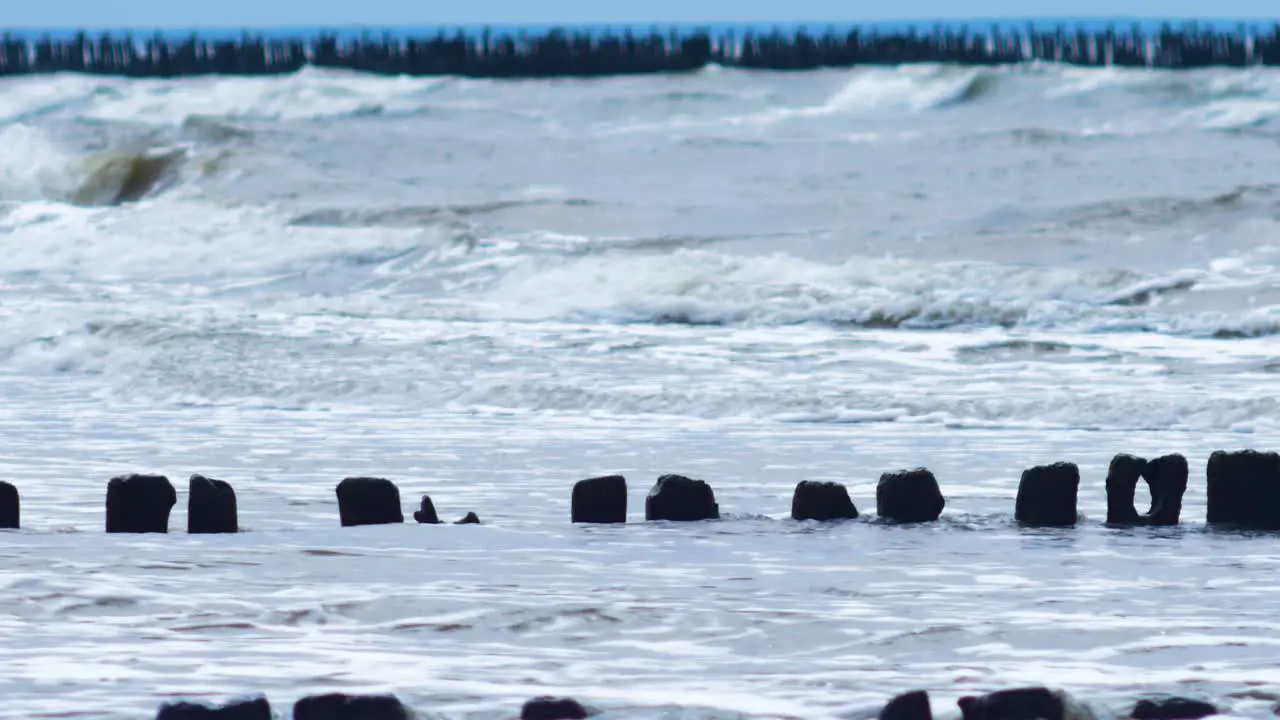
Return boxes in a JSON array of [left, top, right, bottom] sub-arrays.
[[17, 313, 1278, 432], [3, 61, 1280, 433], [70, 146, 187, 206], [9, 63, 1280, 136], [820, 66, 1005, 111], [1051, 66, 1274, 101], [0, 67, 452, 126], [86, 67, 452, 124], [0, 124, 188, 206], [288, 198, 599, 229], [764, 65, 1006, 120], [479, 248, 1280, 337], [789, 63, 1280, 131], [1052, 184, 1280, 228]]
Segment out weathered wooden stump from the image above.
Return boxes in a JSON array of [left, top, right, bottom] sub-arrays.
[[645, 475, 719, 521], [335, 477, 404, 527], [106, 474, 176, 533]]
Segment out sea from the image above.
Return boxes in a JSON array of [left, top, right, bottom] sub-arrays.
[[2, 33, 1280, 720]]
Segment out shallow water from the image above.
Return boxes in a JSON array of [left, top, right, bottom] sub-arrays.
[[2, 63, 1280, 718]]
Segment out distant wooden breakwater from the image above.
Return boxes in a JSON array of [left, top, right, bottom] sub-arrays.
[[3, 24, 1280, 78], [2, 449, 1280, 533]]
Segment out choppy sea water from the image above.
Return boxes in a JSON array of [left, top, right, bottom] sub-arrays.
[[2, 62, 1280, 719]]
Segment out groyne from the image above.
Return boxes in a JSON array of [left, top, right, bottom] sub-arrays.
[[152, 687, 1223, 720], [1, 449, 1277, 533], [1, 23, 1279, 78]]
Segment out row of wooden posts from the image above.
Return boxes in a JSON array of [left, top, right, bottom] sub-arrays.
[[1, 449, 1277, 533], [150, 682, 1220, 720], [2, 23, 1280, 78], [156, 692, 593, 720]]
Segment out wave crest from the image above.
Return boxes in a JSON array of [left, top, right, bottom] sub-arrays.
[[87, 67, 451, 124], [0, 124, 188, 206], [70, 146, 187, 206], [823, 66, 1003, 113]]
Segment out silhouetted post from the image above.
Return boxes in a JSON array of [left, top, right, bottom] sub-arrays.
[[645, 475, 719, 521], [1015, 462, 1079, 527], [0, 481, 17, 529], [335, 477, 404, 527], [1207, 450, 1280, 528], [188, 474, 238, 534], [106, 474, 176, 533], [572, 475, 627, 524], [791, 481, 859, 521], [876, 469, 945, 523]]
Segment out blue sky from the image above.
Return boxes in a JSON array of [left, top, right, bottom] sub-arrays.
[[6, 0, 1276, 28]]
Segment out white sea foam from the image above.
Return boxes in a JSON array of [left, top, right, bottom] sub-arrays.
[[0, 73, 102, 122], [0, 124, 82, 201]]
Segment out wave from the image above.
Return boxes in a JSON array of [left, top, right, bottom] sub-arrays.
[[1051, 184, 1280, 229], [477, 248, 1279, 337], [816, 65, 1003, 114], [22, 316, 1278, 432], [91, 68, 452, 124], [0, 67, 452, 126], [806, 63, 1280, 118], [3, 235, 1277, 430], [625, 65, 1008, 135], [11, 63, 1280, 138], [938, 68, 1004, 107], [3, 180, 1274, 341], [1174, 98, 1280, 130], [180, 115, 255, 143], [0, 74, 103, 123], [963, 185, 1280, 244], [1051, 66, 1274, 102], [666, 64, 1280, 136], [99, 66, 450, 122], [0, 124, 190, 207], [70, 146, 187, 206], [288, 198, 598, 229], [975, 127, 1109, 146], [1040, 67, 1280, 131], [763, 64, 1280, 133]]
